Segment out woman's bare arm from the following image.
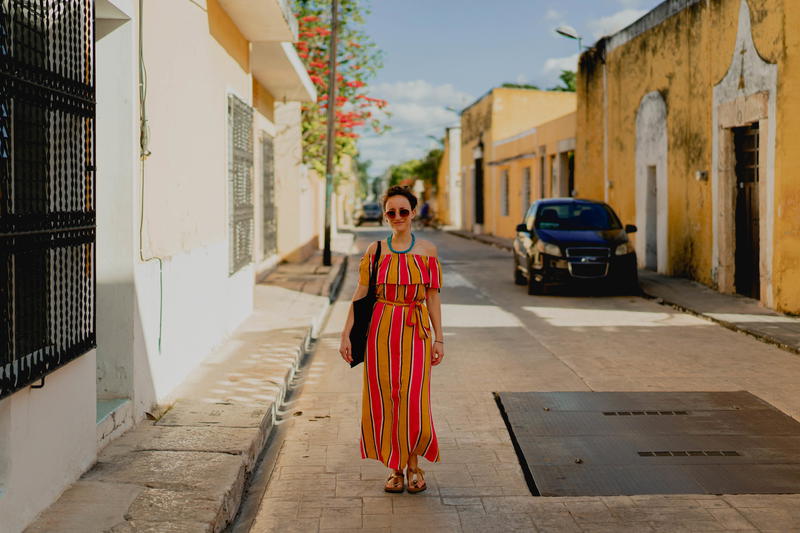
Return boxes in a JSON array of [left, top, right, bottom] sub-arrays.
[[423, 242, 445, 365]]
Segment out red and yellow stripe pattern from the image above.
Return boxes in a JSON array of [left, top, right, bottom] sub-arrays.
[[358, 252, 442, 469]]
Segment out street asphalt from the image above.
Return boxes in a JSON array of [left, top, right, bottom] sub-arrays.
[[247, 228, 800, 532]]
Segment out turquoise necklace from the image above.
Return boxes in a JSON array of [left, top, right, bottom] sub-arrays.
[[387, 233, 415, 254]]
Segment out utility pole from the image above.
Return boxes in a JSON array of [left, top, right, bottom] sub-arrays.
[[322, 0, 340, 266]]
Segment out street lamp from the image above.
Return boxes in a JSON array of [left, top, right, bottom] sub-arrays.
[[555, 25, 584, 54]]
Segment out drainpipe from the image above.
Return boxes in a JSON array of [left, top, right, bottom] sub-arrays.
[[603, 61, 609, 203]]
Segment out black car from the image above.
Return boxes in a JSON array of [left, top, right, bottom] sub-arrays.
[[513, 198, 639, 294], [356, 202, 383, 226]]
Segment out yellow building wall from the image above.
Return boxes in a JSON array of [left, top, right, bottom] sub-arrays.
[[492, 112, 577, 239], [253, 79, 276, 123], [575, 0, 799, 313], [208, 0, 250, 73], [771, 0, 800, 311], [460, 92, 493, 233], [460, 88, 576, 235]]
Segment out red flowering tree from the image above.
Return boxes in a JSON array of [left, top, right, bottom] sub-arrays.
[[294, 0, 389, 178]]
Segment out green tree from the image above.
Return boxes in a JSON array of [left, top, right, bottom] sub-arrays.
[[414, 146, 443, 188], [354, 154, 372, 199], [388, 159, 420, 187], [294, 0, 390, 177], [501, 82, 541, 90], [549, 70, 576, 92], [387, 144, 444, 190]]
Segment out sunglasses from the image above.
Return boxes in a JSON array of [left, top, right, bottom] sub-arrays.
[[385, 208, 411, 219]]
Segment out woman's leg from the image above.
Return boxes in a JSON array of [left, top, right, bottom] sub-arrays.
[[385, 467, 404, 492], [406, 454, 427, 492]]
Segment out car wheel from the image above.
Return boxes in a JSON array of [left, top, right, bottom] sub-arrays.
[[513, 257, 526, 286], [527, 262, 546, 295], [624, 269, 641, 295]]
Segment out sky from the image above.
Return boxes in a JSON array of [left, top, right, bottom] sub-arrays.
[[357, 0, 664, 176]]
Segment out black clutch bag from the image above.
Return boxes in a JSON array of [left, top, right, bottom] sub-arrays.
[[349, 241, 381, 367]]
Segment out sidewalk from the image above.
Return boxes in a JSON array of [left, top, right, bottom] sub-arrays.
[[448, 229, 800, 357], [25, 245, 351, 533]]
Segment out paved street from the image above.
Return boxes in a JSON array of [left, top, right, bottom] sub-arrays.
[[247, 228, 800, 533]]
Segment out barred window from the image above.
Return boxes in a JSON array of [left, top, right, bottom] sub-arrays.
[[522, 167, 531, 216], [228, 95, 254, 275], [261, 135, 277, 259], [1, 0, 96, 399]]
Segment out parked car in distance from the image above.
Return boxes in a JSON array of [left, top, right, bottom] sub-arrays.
[[513, 198, 639, 295], [355, 202, 383, 226]]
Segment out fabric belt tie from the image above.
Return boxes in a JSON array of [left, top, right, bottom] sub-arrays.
[[377, 299, 431, 339]]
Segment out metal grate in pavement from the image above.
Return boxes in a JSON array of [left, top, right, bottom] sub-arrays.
[[603, 411, 689, 416], [496, 391, 800, 497], [638, 450, 741, 457]]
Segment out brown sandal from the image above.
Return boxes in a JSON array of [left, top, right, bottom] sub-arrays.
[[406, 467, 426, 494], [384, 471, 404, 493]]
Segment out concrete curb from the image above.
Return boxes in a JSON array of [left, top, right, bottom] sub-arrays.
[[221, 255, 347, 530], [447, 229, 513, 251], [25, 257, 349, 533], [640, 285, 800, 357]]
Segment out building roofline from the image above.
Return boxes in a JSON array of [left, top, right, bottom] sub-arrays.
[[602, 0, 703, 53], [459, 86, 570, 115], [459, 87, 495, 115]]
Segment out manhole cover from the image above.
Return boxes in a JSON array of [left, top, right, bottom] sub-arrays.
[[496, 391, 800, 497]]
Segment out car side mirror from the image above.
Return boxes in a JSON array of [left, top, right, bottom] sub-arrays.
[[625, 224, 638, 234], [516, 223, 529, 233]]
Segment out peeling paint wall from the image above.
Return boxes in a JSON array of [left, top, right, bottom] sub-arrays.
[[576, 0, 798, 313]]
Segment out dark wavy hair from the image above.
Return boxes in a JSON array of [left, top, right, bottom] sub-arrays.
[[382, 185, 418, 210]]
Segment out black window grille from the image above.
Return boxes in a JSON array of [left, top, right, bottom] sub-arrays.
[[228, 94, 253, 275], [0, 0, 96, 400], [261, 134, 276, 259]]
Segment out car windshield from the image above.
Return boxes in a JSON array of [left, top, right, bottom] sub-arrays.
[[534, 203, 621, 231]]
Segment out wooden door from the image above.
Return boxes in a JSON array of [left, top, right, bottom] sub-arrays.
[[733, 124, 760, 299]]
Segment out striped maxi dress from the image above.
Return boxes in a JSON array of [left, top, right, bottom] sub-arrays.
[[358, 250, 442, 470]]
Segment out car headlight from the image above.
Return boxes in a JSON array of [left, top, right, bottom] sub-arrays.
[[536, 241, 562, 257], [615, 242, 632, 256]]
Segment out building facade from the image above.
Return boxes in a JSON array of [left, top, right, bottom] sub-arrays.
[[459, 87, 576, 236], [435, 127, 462, 228], [489, 112, 577, 239], [0, 1, 316, 530], [575, 0, 799, 313]]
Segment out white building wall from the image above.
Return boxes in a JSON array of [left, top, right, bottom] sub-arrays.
[[447, 128, 462, 228], [0, 355, 97, 533], [274, 101, 319, 259], [130, 0, 256, 410]]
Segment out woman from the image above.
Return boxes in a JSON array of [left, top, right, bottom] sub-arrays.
[[339, 186, 445, 494]]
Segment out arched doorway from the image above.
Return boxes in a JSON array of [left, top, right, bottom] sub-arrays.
[[635, 91, 668, 272]]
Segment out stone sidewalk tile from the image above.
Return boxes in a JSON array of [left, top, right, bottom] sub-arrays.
[[457, 510, 535, 532], [249, 516, 321, 533], [320, 507, 363, 530], [705, 507, 758, 530], [734, 507, 800, 531], [362, 496, 393, 515]]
